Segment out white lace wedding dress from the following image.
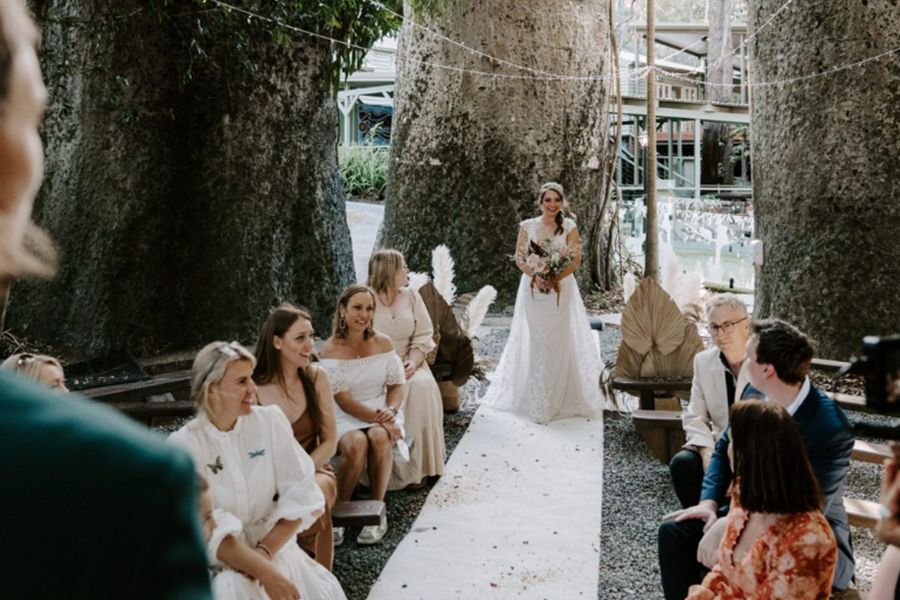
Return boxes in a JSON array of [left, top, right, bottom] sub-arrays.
[[481, 217, 603, 424]]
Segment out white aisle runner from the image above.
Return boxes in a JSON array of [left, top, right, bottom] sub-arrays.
[[367, 406, 604, 600]]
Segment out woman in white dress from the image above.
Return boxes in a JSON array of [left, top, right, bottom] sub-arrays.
[[168, 341, 346, 600], [481, 181, 603, 424], [368, 249, 446, 490], [319, 284, 406, 545]]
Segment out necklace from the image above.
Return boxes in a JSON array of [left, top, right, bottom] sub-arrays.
[[379, 289, 397, 307]]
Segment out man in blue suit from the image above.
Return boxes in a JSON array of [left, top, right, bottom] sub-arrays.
[[658, 319, 854, 599], [0, 2, 211, 597]]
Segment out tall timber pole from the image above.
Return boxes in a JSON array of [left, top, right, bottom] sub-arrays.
[[644, 0, 659, 279]]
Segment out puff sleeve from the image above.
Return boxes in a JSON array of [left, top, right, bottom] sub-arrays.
[[263, 406, 325, 534], [385, 352, 406, 386]]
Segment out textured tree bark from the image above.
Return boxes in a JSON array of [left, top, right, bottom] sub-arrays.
[[749, 0, 900, 359], [8, 1, 354, 356], [381, 0, 612, 303], [701, 0, 734, 185]]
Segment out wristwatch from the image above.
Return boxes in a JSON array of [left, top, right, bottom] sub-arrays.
[[387, 406, 399, 417]]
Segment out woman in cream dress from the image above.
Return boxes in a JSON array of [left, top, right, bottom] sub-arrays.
[[368, 249, 446, 489]]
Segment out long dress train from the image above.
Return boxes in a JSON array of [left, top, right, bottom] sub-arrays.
[[481, 217, 603, 424]]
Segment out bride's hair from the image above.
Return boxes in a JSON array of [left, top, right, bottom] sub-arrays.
[[367, 249, 405, 294], [537, 182, 575, 236]]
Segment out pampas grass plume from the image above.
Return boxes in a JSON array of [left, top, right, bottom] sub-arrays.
[[464, 285, 497, 338], [432, 244, 457, 305]]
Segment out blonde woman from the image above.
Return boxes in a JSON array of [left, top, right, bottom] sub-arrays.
[[367, 249, 446, 490], [0, 353, 68, 393], [168, 341, 346, 600]]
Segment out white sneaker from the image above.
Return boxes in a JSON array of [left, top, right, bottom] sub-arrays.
[[356, 514, 388, 545], [333, 526, 345, 547]]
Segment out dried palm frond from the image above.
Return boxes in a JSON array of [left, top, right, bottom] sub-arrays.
[[407, 271, 430, 291], [463, 285, 496, 338], [431, 244, 456, 305], [640, 321, 704, 379], [620, 277, 685, 356]]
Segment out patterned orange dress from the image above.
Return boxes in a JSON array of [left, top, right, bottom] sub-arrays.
[[686, 498, 837, 600]]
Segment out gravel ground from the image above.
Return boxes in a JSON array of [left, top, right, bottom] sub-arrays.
[[156, 316, 896, 599]]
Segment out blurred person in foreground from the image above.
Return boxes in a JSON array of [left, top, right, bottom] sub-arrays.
[[686, 400, 837, 599], [869, 457, 900, 599], [0, 1, 210, 596]]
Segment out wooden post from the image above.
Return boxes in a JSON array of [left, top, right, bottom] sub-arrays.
[[644, 0, 659, 279]]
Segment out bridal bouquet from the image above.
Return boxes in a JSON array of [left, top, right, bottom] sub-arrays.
[[518, 239, 574, 305]]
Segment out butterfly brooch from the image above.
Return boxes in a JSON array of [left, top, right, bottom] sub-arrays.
[[249, 449, 266, 459], [207, 455, 223, 475]]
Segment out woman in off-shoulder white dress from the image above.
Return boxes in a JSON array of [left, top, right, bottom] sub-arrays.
[[320, 284, 406, 546], [481, 182, 603, 424]]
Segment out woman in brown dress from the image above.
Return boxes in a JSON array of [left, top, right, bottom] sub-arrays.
[[254, 303, 340, 569]]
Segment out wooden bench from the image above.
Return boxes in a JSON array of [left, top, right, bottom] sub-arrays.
[[844, 497, 881, 529], [612, 377, 692, 411], [332, 500, 385, 528], [80, 369, 195, 426], [632, 409, 685, 462]]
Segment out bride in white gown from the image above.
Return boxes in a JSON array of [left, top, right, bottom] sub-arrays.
[[481, 182, 603, 424]]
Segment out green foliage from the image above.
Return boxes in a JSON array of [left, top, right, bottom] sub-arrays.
[[339, 142, 390, 200], [169, 0, 450, 94]]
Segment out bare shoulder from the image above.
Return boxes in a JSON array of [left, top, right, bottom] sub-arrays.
[[319, 338, 340, 359], [372, 332, 395, 353], [309, 364, 331, 385]]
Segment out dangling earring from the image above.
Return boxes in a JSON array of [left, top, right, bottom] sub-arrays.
[[365, 322, 374, 339], [339, 315, 346, 332]]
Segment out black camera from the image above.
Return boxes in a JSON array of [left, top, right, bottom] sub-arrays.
[[848, 335, 900, 414]]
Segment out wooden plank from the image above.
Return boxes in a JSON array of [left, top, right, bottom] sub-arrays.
[[825, 391, 872, 414], [110, 400, 195, 419], [632, 409, 686, 463], [811, 358, 851, 373], [81, 369, 191, 401], [852, 440, 892, 465], [632, 409, 682, 425], [844, 497, 881, 529], [332, 500, 385, 528], [611, 377, 692, 392]]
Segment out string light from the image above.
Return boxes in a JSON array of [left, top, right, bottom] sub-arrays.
[[656, 43, 900, 89], [205, 0, 900, 90]]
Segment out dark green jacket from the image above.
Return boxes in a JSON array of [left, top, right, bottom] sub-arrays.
[[0, 370, 211, 599]]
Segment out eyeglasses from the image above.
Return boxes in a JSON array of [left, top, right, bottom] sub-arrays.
[[707, 317, 747, 335], [202, 341, 243, 386]]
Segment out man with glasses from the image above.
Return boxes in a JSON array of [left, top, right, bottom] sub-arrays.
[[669, 294, 753, 509]]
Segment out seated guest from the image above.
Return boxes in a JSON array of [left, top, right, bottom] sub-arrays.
[[870, 459, 900, 600], [1, 352, 68, 393], [671, 293, 751, 508], [320, 284, 405, 545], [367, 249, 446, 490], [659, 319, 854, 600], [254, 303, 339, 568], [168, 341, 346, 599], [686, 400, 837, 599]]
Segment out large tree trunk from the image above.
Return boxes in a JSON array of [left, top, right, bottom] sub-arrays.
[[8, 1, 354, 356], [701, 0, 734, 186], [749, 0, 900, 359], [381, 0, 611, 303]]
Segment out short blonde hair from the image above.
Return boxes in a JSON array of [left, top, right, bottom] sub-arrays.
[[367, 249, 405, 294], [189, 341, 256, 416], [704, 293, 748, 320], [0, 352, 63, 382]]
